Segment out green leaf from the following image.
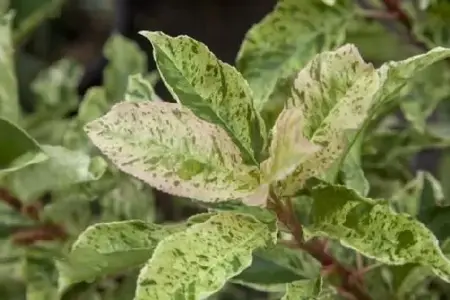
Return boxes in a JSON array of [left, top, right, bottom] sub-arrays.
[[11, 0, 65, 44], [375, 47, 450, 110], [78, 87, 109, 125], [24, 256, 58, 300], [307, 182, 450, 282], [103, 34, 147, 102], [281, 277, 333, 300], [340, 133, 369, 196], [279, 44, 380, 196], [3, 145, 107, 202], [100, 176, 155, 222], [0, 118, 46, 175], [125, 73, 159, 102], [235, 244, 320, 285], [57, 220, 185, 293], [140, 31, 266, 164], [84, 101, 263, 205], [0, 1, 8, 13], [261, 107, 321, 183], [0, 12, 20, 123], [387, 264, 432, 298], [31, 59, 83, 109], [399, 63, 450, 133], [236, 0, 351, 110], [134, 211, 277, 300]]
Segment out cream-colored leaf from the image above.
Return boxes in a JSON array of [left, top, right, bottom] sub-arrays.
[[280, 44, 380, 196], [261, 108, 321, 183], [84, 102, 263, 204]]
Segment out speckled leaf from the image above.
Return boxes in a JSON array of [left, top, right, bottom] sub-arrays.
[[134, 212, 277, 300], [84, 101, 263, 205], [0, 118, 47, 175], [103, 34, 147, 102], [282, 278, 333, 300], [279, 44, 379, 196], [307, 182, 450, 282], [57, 220, 185, 293], [375, 47, 450, 110], [261, 107, 321, 183], [125, 73, 160, 102], [236, 0, 351, 110], [0, 12, 20, 123], [3, 145, 107, 202], [140, 31, 265, 164]]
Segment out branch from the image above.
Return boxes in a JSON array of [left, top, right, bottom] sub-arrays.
[[270, 193, 372, 300], [0, 188, 67, 245]]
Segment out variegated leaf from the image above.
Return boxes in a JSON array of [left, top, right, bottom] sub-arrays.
[[84, 101, 264, 205], [0, 12, 20, 123], [103, 34, 148, 102], [4, 145, 107, 202], [57, 220, 186, 293], [134, 212, 277, 300], [125, 73, 160, 102], [375, 47, 450, 110], [140, 31, 266, 164], [261, 107, 321, 183], [307, 182, 450, 283], [280, 44, 379, 196], [236, 0, 351, 110]]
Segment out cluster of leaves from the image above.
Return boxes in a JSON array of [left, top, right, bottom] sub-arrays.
[[4, 0, 450, 299]]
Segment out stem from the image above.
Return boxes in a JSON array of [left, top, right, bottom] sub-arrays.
[[270, 192, 372, 300], [0, 188, 67, 245]]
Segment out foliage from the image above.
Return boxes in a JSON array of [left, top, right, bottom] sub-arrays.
[[4, 0, 450, 299]]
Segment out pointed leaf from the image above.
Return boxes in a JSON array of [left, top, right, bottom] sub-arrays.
[[280, 44, 379, 196], [85, 101, 263, 204], [103, 34, 147, 102], [134, 212, 277, 300], [261, 107, 321, 183], [0, 12, 20, 123], [236, 0, 351, 110], [140, 31, 265, 164], [0, 118, 47, 175], [307, 182, 450, 282], [57, 220, 185, 293], [125, 73, 160, 102], [4, 145, 107, 202]]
